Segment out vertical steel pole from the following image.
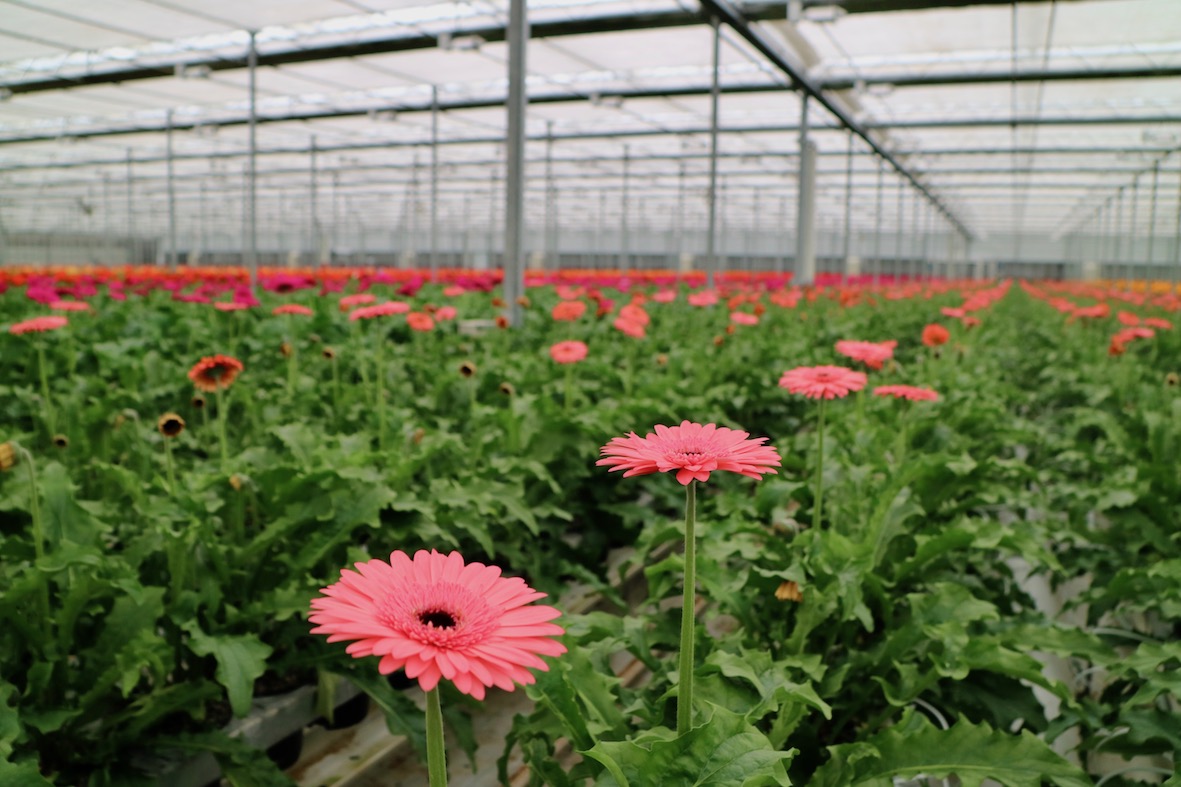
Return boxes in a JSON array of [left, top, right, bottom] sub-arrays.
[[676, 157, 686, 261], [1172, 162, 1181, 287], [795, 93, 817, 285], [310, 136, 319, 267], [126, 149, 134, 261], [503, 0, 527, 323], [842, 130, 853, 264], [166, 109, 177, 270], [706, 15, 721, 287], [620, 144, 630, 271], [1146, 160, 1160, 274], [430, 85, 439, 279], [893, 178, 903, 280], [488, 165, 497, 266], [909, 189, 920, 281], [779, 194, 790, 272], [1127, 176, 1140, 286], [1113, 187, 1124, 285], [545, 121, 554, 268], [247, 30, 258, 285], [873, 163, 884, 284]]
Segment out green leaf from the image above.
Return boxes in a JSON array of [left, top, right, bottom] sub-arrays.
[[584, 705, 794, 786], [38, 461, 101, 547], [156, 730, 295, 787], [0, 759, 55, 787], [812, 712, 1090, 787], [0, 682, 21, 759], [184, 627, 272, 717]]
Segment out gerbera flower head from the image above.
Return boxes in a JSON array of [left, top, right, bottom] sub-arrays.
[[272, 304, 314, 316], [921, 323, 950, 347], [687, 290, 719, 307], [435, 305, 458, 321], [309, 549, 566, 700], [339, 293, 377, 312], [9, 316, 68, 335], [406, 312, 435, 332], [596, 420, 781, 486], [618, 304, 650, 327], [549, 340, 588, 365], [873, 384, 939, 402], [652, 289, 677, 303], [551, 300, 587, 322], [214, 301, 251, 312], [157, 412, 186, 437], [350, 301, 411, 321], [940, 307, 966, 319], [778, 365, 867, 400], [730, 312, 759, 326], [188, 354, 244, 392], [613, 316, 646, 339], [1144, 317, 1173, 330], [1117, 310, 1141, 327], [835, 339, 896, 370], [50, 300, 91, 312]]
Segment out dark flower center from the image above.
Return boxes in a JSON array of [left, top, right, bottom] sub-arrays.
[[162, 418, 182, 435], [418, 609, 457, 629]]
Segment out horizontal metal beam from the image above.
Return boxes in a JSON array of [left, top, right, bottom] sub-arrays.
[[699, 0, 972, 239], [819, 63, 1181, 90], [0, 2, 786, 95], [804, 0, 1063, 12]]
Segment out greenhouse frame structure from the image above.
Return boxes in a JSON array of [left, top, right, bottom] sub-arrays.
[[2, 0, 1180, 297]]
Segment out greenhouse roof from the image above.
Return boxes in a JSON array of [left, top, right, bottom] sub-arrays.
[[1, 0, 1178, 245]]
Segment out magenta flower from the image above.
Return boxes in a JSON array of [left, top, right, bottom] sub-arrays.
[[597, 420, 781, 486], [310, 550, 566, 700]]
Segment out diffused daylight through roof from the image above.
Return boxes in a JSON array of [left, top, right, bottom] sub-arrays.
[[1, 0, 1179, 278]]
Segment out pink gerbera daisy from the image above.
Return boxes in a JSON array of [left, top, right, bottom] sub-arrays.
[[214, 301, 251, 312], [49, 300, 91, 312], [613, 316, 646, 339], [350, 301, 411, 321], [835, 339, 896, 370], [778, 365, 867, 400], [597, 420, 781, 486], [309, 550, 566, 700], [730, 312, 759, 326], [873, 384, 939, 402], [9, 316, 69, 335], [339, 293, 377, 312], [549, 340, 588, 364], [272, 304, 314, 316]]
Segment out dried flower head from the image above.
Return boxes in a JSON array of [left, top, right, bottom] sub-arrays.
[[1167, 372, 1179, 388], [499, 382, 516, 397], [775, 581, 803, 602], [0, 442, 15, 472], [53, 434, 69, 449], [229, 474, 244, 491], [459, 361, 477, 378], [279, 342, 293, 358], [656, 353, 669, 367], [157, 413, 186, 438], [322, 347, 337, 361], [191, 394, 207, 409]]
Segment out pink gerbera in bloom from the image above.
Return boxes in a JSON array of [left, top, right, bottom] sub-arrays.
[[778, 365, 868, 400], [551, 300, 587, 322], [687, 290, 719, 307], [1144, 317, 1173, 330], [435, 305, 458, 321], [549, 340, 588, 364], [1116, 310, 1141, 327], [350, 301, 411, 321], [406, 311, 435, 332], [730, 311, 759, 326], [613, 316, 646, 339], [652, 289, 677, 303], [443, 285, 466, 298], [9, 315, 69, 335], [272, 304, 314, 316], [49, 300, 91, 312], [921, 323, 950, 347], [214, 301, 251, 312], [835, 339, 896, 370], [339, 293, 377, 312], [940, 307, 966, 319], [873, 384, 939, 402], [597, 420, 781, 486], [618, 303, 650, 326], [309, 550, 566, 700]]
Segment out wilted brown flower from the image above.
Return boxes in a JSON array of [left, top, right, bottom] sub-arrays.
[[191, 394, 207, 409], [279, 342, 293, 358], [53, 434, 69, 449], [1166, 372, 1179, 388], [321, 347, 337, 360], [229, 474, 243, 491], [656, 353, 669, 367], [411, 427, 426, 445], [459, 361, 477, 378], [157, 413, 185, 438], [712, 335, 725, 347], [498, 382, 515, 397], [775, 581, 803, 602], [0, 442, 15, 472]]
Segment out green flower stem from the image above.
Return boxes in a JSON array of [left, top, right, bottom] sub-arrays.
[[896, 408, 909, 467], [374, 332, 386, 452], [18, 445, 51, 627], [163, 438, 177, 493], [425, 687, 448, 787], [677, 479, 697, 735], [331, 355, 342, 421], [285, 316, 298, 402], [812, 398, 827, 531], [36, 343, 56, 437], [563, 365, 574, 414], [215, 388, 230, 473]]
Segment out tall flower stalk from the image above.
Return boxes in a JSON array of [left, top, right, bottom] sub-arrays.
[[598, 421, 780, 733], [9, 316, 69, 438], [188, 355, 244, 475], [812, 399, 826, 531], [425, 688, 447, 786]]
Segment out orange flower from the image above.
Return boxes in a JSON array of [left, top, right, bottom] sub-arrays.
[[188, 355, 244, 392], [406, 311, 435, 332], [921, 324, 950, 347], [551, 300, 587, 322]]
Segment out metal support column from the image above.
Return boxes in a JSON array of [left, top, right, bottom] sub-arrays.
[[310, 136, 319, 267], [842, 131, 854, 269], [1146, 160, 1160, 272], [1173, 163, 1181, 286], [1127, 176, 1140, 285], [893, 178, 904, 280], [502, 0, 528, 323], [126, 149, 135, 261], [909, 189, 920, 280], [246, 30, 259, 285], [873, 163, 884, 283], [676, 158, 687, 263], [1113, 187, 1125, 285], [545, 121, 555, 268], [166, 109, 177, 270], [620, 144, 630, 271], [795, 93, 817, 285], [430, 85, 439, 279], [706, 15, 721, 287]]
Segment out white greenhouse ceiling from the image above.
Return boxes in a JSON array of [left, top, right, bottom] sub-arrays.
[[1, 0, 1179, 254]]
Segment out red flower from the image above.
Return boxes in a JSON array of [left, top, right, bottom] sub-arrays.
[[495, 315, 510, 329], [188, 354, 244, 392], [9, 316, 68, 335], [1144, 317, 1173, 330], [778, 365, 867, 400], [613, 316, 646, 339], [835, 339, 896, 370], [551, 300, 587, 322], [406, 312, 435, 332], [597, 420, 781, 486], [272, 304, 313, 316], [618, 304, 650, 326], [873, 384, 939, 402], [549, 340, 588, 364], [921, 324, 950, 347], [309, 549, 566, 700]]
